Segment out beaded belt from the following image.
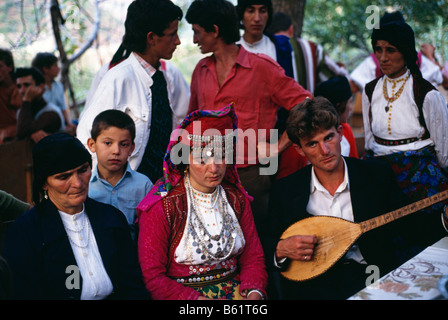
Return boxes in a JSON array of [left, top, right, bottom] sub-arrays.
[[374, 135, 419, 146], [171, 267, 238, 288]]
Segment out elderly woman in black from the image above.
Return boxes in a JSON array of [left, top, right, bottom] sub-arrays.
[[2, 133, 148, 300]]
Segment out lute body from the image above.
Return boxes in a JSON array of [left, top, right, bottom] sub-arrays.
[[280, 190, 448, 282]]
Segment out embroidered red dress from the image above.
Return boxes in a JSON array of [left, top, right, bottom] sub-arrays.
[[136, 105, 267, 300]]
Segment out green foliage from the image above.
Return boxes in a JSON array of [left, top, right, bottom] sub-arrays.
[[3, 0, 446, 113], [302, 0, 448, 72], [0, 1, 47, 49]]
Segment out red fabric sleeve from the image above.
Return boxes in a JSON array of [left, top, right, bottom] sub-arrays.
[[137, 201, 201, 300], [237, 194, 268, 296], [342, 122, 359, 158]]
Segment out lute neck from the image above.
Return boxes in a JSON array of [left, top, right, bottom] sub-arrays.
[[360, 189, 448, 233]]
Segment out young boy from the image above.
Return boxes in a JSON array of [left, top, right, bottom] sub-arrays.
[[32, 52, 76, 134], [77, 0, 188, 185], [87, 110, 153, 241]]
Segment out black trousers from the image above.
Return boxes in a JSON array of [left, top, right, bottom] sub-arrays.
[[280, 260, 370, 300], [237, 165, 272, 237]]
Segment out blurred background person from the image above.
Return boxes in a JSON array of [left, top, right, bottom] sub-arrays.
[[15, 67, 65, 143], [2, 133, 148, 299], [32, 52, 76, 134], [0, 48, 21, 144]]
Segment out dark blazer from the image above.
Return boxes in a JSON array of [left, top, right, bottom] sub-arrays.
[[2, 197, 149, 300], [264, 157, 447, 298]]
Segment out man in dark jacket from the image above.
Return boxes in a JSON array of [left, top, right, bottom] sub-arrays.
[[264, 97, 448, 299]]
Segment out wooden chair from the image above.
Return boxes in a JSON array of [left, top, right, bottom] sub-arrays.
[[0, 139, 33, 250]]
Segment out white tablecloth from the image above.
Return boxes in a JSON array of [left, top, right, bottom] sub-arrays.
[[350, 237, 448, 300]]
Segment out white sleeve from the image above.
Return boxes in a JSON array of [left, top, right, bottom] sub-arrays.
[[76, 74, 121, 164], [361, 89, 375, 152], [422, 90, 448, 169], [84, 63, 110, 110], [420, 55, 443, 87], [76, 89, 109, 147], [350, 57, 377, 92]]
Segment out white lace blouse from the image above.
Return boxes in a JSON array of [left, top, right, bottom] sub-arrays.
[[174, 182, 245, 266]]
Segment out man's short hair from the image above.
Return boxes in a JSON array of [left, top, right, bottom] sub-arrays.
[[314, 76, 352, 117], [0, 48, 14, 69], [15, 67, 45, 86], [286, 97, 340, 146], [0, 48, 15, 79], [186, 0, 240, 44], [122, 0, 183, 54], [90, 109, 136, 142], [31, 52, 58, 72], [236, 0, 273, 31], [266, 12, 291, 34]]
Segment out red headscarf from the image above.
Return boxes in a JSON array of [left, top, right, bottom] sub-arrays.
[[137, 103, 249, 216]]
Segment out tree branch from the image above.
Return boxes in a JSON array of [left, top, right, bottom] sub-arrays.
[[68, 0, 100, 65], [50, 0, 100, 119]]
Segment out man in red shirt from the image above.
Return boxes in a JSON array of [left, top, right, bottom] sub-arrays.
[[186, 0, 312, 236]]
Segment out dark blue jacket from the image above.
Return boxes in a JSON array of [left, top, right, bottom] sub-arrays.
[[2, 197, 149, 300], [268, 33, 294, 78]]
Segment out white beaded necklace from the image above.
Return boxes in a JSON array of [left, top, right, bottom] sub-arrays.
[[184, 174, 237, 262], [61, 211, 91, 249], [192, 186, 219, 210]]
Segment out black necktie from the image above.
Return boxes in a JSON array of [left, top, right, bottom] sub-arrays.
[[137, 68, 172, 183]]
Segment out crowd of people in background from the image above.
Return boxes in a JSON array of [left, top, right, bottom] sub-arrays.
[[1, 0, 448, 301]]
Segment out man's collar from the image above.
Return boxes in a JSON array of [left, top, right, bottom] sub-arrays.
[[133, 52, 158, 77], [310, 157, 350, 195], [234, 45, 251, 69], [204, 45, 251, 70], [90, 162, 132, 185]]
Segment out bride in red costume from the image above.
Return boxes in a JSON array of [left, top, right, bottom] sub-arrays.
[[137, 104, 267, 300]]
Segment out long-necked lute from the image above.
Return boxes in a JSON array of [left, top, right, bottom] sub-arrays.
[[280, 189, 448, 282]]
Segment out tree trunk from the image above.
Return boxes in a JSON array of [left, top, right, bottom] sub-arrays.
[[50, 0, 76, 117], [49, 0, 100, 119], [272, 0, 307, 38]]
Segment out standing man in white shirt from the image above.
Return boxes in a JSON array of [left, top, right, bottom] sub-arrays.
[[76, 0, 189, 184], [263, 97, 448, 299]]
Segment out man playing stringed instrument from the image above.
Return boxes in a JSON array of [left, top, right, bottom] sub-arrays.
[[264, 97, 448, 300]]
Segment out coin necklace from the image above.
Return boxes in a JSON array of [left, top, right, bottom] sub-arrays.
[[185, 174, 237, 262]]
